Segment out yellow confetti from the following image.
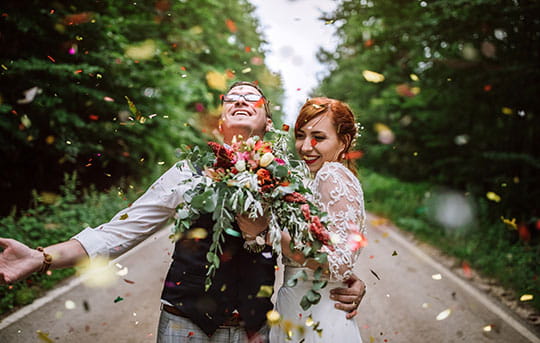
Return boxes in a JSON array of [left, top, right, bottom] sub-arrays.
[[369, 336, 375, 343], [520, 294, 533, 301], [362, 70, 385, 83], [186, 228, 208, 240], [266, 310, 281, 325], [486, 192, 501, 202], [483, 324, 493, 332], [410, 73, 419, 81], [411, 86, 421, 95], [124, 39, 157, 60], [119, 213, 129, 220], [501, 107, 513, 115], [256, 285, 273, 298], [206, 70, 227, 91], [422, 302, 430, 309], [431, 274, 442, 280], [221, 284, 227, 292], [1, 64, 7, 70], [157, 161, 165, 165], [37, 330, 54, 343], [45, 135, 55, 144], [500, 216, 517, 230], [241, 67, 252, 74], [436, 308, 451, 320]]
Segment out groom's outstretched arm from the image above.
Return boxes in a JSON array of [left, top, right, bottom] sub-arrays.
[[329, 273, 366, 319]]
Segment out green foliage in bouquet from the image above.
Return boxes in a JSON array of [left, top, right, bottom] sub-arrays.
[[174, 128, 334, 309]]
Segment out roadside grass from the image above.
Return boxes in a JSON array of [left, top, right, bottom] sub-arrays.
[[0, 169, 165, 317], [359, 168, 540, 312]]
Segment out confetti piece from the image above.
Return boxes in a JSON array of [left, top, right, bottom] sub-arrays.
[[65, 300, 76, 310], [37, 330, 54, 343], [422, 303, 430, 309], [410, 74, 419, 81], [500, 216, 517, 230], [254, 97, 265, 108], [116, 267, 128, 276], [187, 228, 208, 240], [241, 67, 252, 74], [486, 192, 501, 202], [484, 84, 492, 92], [124, 39, 157, 60], [157, 161, 165, 165], [266, 310, 281, 325], [206, 70, 227, 91], [436, 309, 451, 320], [370, 269, 381, 280], [114, 296, 124, 303], [256, 285, 274, 298], [282, 124, 290, 132], [501, 107, 513, 115], [120, 213, 129, 220], [1, 64, 7, 70], [47, 55, 56, 63], [74, 69, 83, 74], [245, 46, 251, 53], [17, 86, 41, 104], [362, 70, 385, 83], [462, 261, 472, 278], [520, 294, 533, 301], [483, 324, 493, 332], [310, 138, 317, 147], [225, 19, 237, 33], [344, 150, 364, 160], [432, 274, 442, 280], [187, 331, 195, 337], [391, 250, 398, 256], [103, 96, 114, 102], [89, 114, 99, 121]]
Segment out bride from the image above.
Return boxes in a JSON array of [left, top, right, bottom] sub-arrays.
[[270, 98, 367, 343]]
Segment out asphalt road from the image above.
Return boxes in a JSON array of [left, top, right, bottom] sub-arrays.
[[0, 214, 538, 343]]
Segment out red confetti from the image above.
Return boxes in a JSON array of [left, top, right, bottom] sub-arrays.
[[74, 69, 83, 74], [245, 46, 251, 53], [462, 261, 472, 278], [50, 9, 55, 14], [63, 12, 92, 25], [254, 97, 265, 108], [344, 150, 364, 160], [310, 138, 317, 147], [2, 13, 9, 18], [484, 84, 492, 92], [296, 88, 301, 91], [225, 19, 237, 33], [518, 223, 531, 242], [123, 279, 135, 284], [47, 55, 56, 63], [282, 124, 290, 132], [88, 114, 99, 121], [181, 66, 186, 71], [187, 331, 195, 337], [536, 220, 540, 230]]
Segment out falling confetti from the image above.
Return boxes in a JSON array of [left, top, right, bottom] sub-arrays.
[[374, 123, 395, 144], [432, 274, 442, 280], [120, 213, 129, 220], [436, 309, 451, 320], [206, 70, 227, 91], [462, 261, 472, 278], [501, 107, 513, 115], [65, 300, 76, 310], [362, 70, 385, 83], [370, 269, 381, 280], [47, 55, 56, 63], [483, 324, 493, 332], [500, 216, 517, 230], [520, 294, 533, 301], [114, 296, 124, 303], [310, 138, 317, 147], [36, 330, 54, 343], [124, 39, 157, 60], [225, 19, 237, 33], [392, 250, 398, 256], [344, 151, 364, 160], [486, 192, 501, 202], [256, 285, 274, 298], [266, 310, 281, 325], [17, 86, 42, 104]]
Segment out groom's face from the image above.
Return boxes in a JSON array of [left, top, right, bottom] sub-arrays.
[[220, 85, 271, 138]]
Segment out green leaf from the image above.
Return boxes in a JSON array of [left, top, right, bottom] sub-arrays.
[[306, 290, 321, 304], [300, 295, 311, 311], [312, 280, 327, 291]]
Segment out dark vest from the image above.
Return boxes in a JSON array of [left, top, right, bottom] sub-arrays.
[[160, 215, 276, 336]]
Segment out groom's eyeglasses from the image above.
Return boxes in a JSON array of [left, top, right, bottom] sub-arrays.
[[222, 93, 264, 103]]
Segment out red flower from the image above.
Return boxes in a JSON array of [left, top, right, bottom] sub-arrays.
[[309, 216, 333, 250], [283, 192, 307, 204], [208, 142, 234, 169], [256, 168, 272, 184]]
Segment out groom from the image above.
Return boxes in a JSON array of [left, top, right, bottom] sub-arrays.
[[0, 81, 366, 342]]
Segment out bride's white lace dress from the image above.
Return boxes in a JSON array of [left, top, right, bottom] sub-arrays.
[[270, 162, 367, 343]]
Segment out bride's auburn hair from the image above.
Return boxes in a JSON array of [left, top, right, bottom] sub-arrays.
[[295, 97, 358, 174]]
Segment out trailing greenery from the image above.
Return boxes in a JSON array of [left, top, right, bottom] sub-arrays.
[[360, 167, 540, 311], [0, 169, 169, 316], [0, 0, 284, 215]]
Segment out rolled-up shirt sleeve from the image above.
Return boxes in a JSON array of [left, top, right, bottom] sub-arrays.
[[72, 162, 194, 259]]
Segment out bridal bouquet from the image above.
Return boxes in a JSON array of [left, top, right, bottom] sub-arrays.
[[173, 127, 334, 309]]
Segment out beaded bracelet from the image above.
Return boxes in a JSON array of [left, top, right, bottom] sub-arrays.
[[36, 247, 52, 274]]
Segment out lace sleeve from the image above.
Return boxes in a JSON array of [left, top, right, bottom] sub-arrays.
[[313, 162, 367, 281]]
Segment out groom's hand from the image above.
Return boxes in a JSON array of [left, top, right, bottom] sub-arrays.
[[236, 214, 269, 237], [330, 273, 366, 319]]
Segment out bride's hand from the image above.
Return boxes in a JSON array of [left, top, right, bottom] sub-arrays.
[[330, 273, 366, 319]]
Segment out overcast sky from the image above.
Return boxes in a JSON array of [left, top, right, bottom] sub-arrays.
[[248, 0, 339, 124]]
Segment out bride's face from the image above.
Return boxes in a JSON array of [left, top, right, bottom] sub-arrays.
[[295, 114, 345, 174]]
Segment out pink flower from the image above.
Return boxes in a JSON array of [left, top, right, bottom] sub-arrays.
[[301, 204, 311, 220], [274, 158, 285, 165]]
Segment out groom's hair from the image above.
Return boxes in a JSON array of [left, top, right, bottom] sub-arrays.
[[225, 81, 272, 119]]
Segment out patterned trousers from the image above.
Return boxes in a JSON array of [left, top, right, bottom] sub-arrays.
[[157, 309, 269, 343]]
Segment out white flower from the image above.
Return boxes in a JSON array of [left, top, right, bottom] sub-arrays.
[[235, 159, 246, 172], [259, 152, 274, 167]]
